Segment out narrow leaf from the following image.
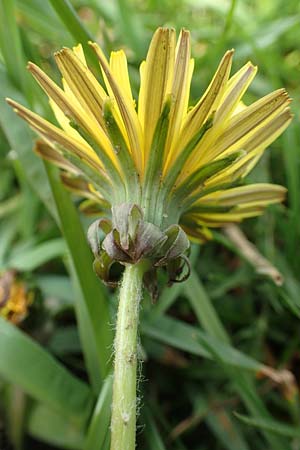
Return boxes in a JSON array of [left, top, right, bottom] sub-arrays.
[[7, 238, 66, 271], [143, 407, 167, 450], [235, 412, 300, 438], [27, 402, 85, 449], [84, 376, 113, 450], [141, 314, 262, 372], [0, 317, 93, 423], [48, 0, 99, 71], [47, 165, 113, 388]]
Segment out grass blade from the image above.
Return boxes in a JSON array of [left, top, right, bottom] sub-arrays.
[[143, 407, 167, 450], [48, 0, 99, 70], [0, 0, 33, 102], [184, 268, 291, 450], [206, 409, 250, 450], [283, 123, 300, 265], [115, 0, 145, 57], [5, 384, 26, 450], [47, 165, 113, 389], [26, 402, 85, 449], [84, 376, 113, 450], [7, 238, 66, 271], [0, 317, 93, 423], [185, 271, 228, 342], [235, 412, 300, 438], [142, 314, 262, 372]]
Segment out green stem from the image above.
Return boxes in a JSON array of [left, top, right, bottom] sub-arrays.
[[110, 263, 145, 450]]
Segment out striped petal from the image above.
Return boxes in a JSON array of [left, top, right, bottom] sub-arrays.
[[202, 107, 293, 188], [89, 42, 143, 173], [164, 30, 193, 167], [181, 222, 213, 242], [182, 62, 257, 176], [240, 107, 292, 154], [28, 62, 93, 132], [203, 88, 291, 163], [176, 50, 234, 157], [6, 98, 103, 171], [54, 47, 107, 126], [138, 28, 176, 162], [184, 183, 285, 228], [197, 183, 286, 207], [214, 62, 257, 125], [190, 209, 265, 226], [27, 62, 117, 166], [72, 43, 87, 65]]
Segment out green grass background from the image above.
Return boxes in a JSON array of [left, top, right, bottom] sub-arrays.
[[0, 0, 300, 449]]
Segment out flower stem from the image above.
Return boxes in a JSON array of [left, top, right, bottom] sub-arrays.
[[110, 263, 145, 450]]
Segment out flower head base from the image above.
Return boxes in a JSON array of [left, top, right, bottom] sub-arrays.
[[88, 203, 190, 298], [7, 28, 292, 291]]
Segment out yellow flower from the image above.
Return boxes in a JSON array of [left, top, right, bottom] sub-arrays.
[[0, 271, 30, 324], [7, 28, 292, 247]]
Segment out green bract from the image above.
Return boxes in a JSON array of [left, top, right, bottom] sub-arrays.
[[88, 203, 190, 299]]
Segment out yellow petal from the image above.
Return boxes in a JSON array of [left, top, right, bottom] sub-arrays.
[[187, 64, 257, 171], [7, 98, 103, 171], [206, 89, 291, 161], [28, 62, 89, 130], [54, 48, 107, 126], [164, 30, 192, 166], [72, 44, 87, 65], [178, 67, 287, 184], [192, 209, 264, 225], [198, 183, 286, 206], [27, 62, 118, 168], [87, 45, 129, 145], [110, 50, 135, 105], [138, 27, 176, 162], [49, 98, 87, 142], [214, 62, 257, 125], [232, 101, 247, 115], [202, 150, 261, 188], [178, 50, 234, 154], [89, 41, 143, 173], [173, 51, 235, 183], [181, 222, 213, 242], [182, 181, 286, 228], [202, 107, 293, 188], [241, 107, 293, 153]]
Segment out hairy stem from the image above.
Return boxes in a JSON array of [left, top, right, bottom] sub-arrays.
[[110, 263, 145, 450]]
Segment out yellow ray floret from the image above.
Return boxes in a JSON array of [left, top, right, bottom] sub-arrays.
[[165, 49, 233, 172], [7, 99, 103, 171], [27, 61, 118, 168], [89, 41, 143, 173], [138, 28, 176, 163], [164, 29, 193, 163], [54, 47, 107, 124]]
